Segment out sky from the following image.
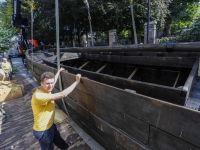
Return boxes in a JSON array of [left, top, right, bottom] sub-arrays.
[[0, 0, 5, 2]]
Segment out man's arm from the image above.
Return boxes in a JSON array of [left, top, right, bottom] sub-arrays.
[[54, 68, 65, 83], [49, 74, 81, 101]]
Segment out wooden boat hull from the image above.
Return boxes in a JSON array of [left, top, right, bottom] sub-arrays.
[[25, 43, 200, 150]]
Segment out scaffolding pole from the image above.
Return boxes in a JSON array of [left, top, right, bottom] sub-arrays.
[[55, 0, 70, 117]]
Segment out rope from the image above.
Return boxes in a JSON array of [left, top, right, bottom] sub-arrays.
[[88, 10, 91, 19], [31, 2, 34, 11]]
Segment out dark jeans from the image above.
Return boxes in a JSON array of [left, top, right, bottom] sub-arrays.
[[33, 124, 68, 150]]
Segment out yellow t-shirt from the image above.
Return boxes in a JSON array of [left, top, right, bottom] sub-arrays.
[[1, 62, 11, 70], [31, 87, 55, 131]]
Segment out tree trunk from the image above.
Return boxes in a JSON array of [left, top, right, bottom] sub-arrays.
[[70, 30, 73, 47], [77, 28, 81, 47], [164, 24, 171, 37]]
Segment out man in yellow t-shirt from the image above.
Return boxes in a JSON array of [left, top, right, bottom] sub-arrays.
[[31, 68, 81, 150], [1, 58, 12, 81]]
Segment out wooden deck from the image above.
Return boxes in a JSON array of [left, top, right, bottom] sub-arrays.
[[0, 74, 91, 150]]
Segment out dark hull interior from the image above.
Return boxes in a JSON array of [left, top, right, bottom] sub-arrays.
[[61, 58, 191, 88]]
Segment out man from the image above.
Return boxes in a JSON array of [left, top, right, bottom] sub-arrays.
[[1, 58, 12, 81], [31, 68, 81, 150]]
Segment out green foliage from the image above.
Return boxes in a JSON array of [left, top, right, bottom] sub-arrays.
[[0, 0, 173, 45], [157, 31, 200, 43], [164, 0, 200, 34], [11, 66, 19, 74], [0, 23, 13, 54], [0, 0, 199, 45]]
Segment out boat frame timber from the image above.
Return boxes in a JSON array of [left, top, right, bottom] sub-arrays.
[[25, 43, 200, 150]]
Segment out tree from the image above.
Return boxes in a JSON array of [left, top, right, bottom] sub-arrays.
[[0, 23, 13, 55], [164, 0, 200, 35], [0, 0, 174, 45]]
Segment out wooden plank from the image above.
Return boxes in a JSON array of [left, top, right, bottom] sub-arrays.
[[96, 63, 108, 73], [28, 67, 41, 84], [149, 126, 200, 150], [66, 103, 120, 150], [89, 111, 148, 150], [81, 53, 196, 68], [48, 42, 200, 53], [183, 59, 199, 101], [128, 66, 139, 79], [64, 96, 90, 120], [79, 61, 90, 69], [64, 96, 148, 150], [60, 71, 200, 148], [173, 71, 181, 88], [60, 53, 80, 61], [33, 66, 43, 76], [43, 59, 186, 105], [63, 83, 149, 145]]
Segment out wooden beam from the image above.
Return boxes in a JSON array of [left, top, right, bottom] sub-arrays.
[[182, 59, 199, 98], [149, 126, 200, 150], [64, 96, 149, 150], [81, 53, 196, 68], [43, 59, 186, 105], [59, 70, 200, 148], [66, 102, 126, 150], [47, 42, 200, 53], [63, 83, 149, 145], [96, 63, 108, 73], [79, 61, 90, 69], [128, 66, 139, 79], [173, 71, 181, 88]]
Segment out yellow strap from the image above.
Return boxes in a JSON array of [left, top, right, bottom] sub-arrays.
[[31, 2, 34, 11], [88, 14, 91, 19], [130, 0, 133, 3]]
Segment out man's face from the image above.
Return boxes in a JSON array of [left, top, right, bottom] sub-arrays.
[[41, 78, 55, 92], [3, 59, 7, 63]]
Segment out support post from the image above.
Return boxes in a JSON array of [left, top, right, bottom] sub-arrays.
[[55, 0, 69, 116], [31, 5, 33, 70], [83, 0, 94, 47], [89, 16, 94, 47], [130, 0, 137, 44], [147, 0, 150, 44]]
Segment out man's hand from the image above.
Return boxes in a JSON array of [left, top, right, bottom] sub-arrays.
[[50, 73, 82, 101], [59, 68, 65, 72], [76, 74, 81, 82]]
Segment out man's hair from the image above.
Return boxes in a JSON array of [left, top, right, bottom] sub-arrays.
[[41, 72, 55, 82], [3, 58, 7, 61]]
